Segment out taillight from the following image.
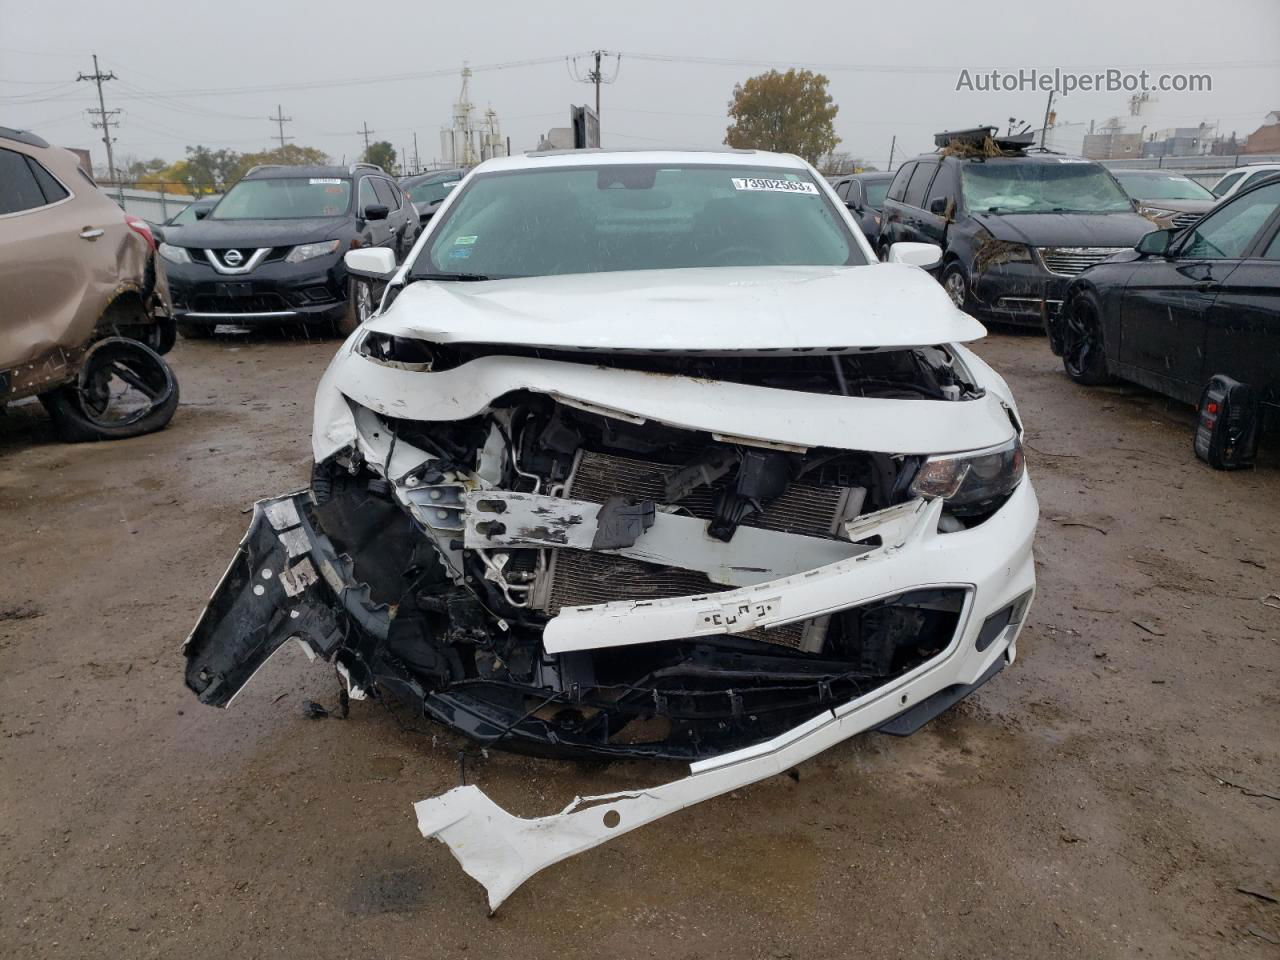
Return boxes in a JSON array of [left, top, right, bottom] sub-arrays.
[[124, 214, 156, 252]]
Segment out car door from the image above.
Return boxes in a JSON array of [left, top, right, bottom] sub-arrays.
[[917, 161, 956, 249], [896, 161, 938, 245], [0, 147, 96, 372], [879, 162, 916, 249], [371, 178, 403, 251], [1119, 182, 1280, 395], [357, 177, 392, 249], [1200, 181, 1280, 390]]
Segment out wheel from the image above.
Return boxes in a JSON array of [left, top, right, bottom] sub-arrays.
[[334, 276, 374, 337], [39, 337, 179, 442], [177, 321, 214, 340], [1059, 292, 1115, 386], [942, 263, 972, 311]]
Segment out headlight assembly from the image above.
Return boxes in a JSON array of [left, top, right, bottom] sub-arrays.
[[285, 239, 341, 264], [158, 242, 191, 265], [1139, 205, 1177, 220], [910, 437, 1025, 514]]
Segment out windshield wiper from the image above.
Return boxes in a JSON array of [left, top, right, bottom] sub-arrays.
[[414, 272, 493, 282]]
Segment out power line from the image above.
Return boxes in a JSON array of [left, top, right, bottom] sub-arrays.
[[77, 53, 119, 183], [269, 104, 293, 149]]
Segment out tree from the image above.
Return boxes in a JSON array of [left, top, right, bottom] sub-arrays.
[[363, 141, 396, 173], [725, 69, 840, 165], [184, 146, 243, 194], [227, 144, 330, 183]]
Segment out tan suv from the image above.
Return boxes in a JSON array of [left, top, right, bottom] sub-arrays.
[[0, 127, 178, 441]]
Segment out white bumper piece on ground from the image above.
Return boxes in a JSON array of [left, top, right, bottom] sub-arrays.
[[414, 479, 1038, 911]]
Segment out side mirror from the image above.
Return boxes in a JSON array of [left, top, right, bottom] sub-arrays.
[[887, 242, 942, 269], [344, 247, 397, 278], [1135, 228, 1174, 256], [194, 206, 210, 220], [928, 197, 947, 215], [363, 203, 389, 222], [845, 200, 862, 213]]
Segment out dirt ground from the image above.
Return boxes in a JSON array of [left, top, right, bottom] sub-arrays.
[[1, 329, 1277, 960]]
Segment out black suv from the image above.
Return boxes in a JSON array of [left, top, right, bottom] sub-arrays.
[[878, 127, 1154, 326], [159, 163, 416, 338]]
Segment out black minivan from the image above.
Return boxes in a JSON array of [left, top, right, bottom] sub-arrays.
[[160, 163, 416, 338], [878, 128, 1154, 326]]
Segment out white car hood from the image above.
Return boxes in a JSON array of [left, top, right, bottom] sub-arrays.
[[367, 263, 985, 352]]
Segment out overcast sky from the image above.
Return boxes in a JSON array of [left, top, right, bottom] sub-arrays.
[[3, 0, 1277, 172]]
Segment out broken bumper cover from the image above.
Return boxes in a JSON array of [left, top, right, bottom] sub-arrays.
[[414, 480, 1035, 910]]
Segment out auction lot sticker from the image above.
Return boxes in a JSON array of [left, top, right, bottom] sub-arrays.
[[731, 177, 818, 194]]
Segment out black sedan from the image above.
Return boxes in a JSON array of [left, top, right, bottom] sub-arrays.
[[831, 172, 893, 244], [400, 168, 466, 229], [1049, 177, 1280, 411]]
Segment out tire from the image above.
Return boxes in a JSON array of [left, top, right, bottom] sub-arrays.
[[942, 262, 972, 312], [334, 276, 374, 338], [39, 337, 179, 443], [177, 321, 214, 340], [1059, 292, 1115, 386]]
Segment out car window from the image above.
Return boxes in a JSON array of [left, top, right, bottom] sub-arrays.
[[834, 180, 851, 200], [1264, 227, 1280, 260], [1179, 182, 1280, 259], [417, 163, 865, 279], [1115, 172, 1215, 202], [961, 159, 1131, 214], [27, 157, 69, 204], [0, 147, 56, 214], [886, 163, 915, 202], [925, 165, 953, 211], [212, 177, 352, 219], [902, 162, 936, 208], [358, 177, 378, 214], [372, 178, 397, 210], [863, 179, 891, 209], [406, 176, 462, 206], [1239, 170, 1280, 192], [1211, 171, 1244, 198]]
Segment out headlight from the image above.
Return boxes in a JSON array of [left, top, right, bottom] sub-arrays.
[[158, 242, 191, 265], [1139, 205, 1177, 220], [978, 242, 1034, 269], [285, 239, 341, 264], [910, 437, 1025, 513]]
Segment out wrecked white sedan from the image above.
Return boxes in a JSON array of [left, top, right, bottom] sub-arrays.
[[185, 149, 1037, 909]]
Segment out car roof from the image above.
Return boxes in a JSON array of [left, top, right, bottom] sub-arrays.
[[849, 172, 893, 180], [906, 151, 1099, 166], [402, 169, 466, 184], [0, 126, 50, 149], [242, 164, 389, 180], [1225, 162, 1280, 174], [474, 148, 810, 174]]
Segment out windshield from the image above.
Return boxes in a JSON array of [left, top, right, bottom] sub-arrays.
[[961, 160, 1133, 214], [413, 163, 863, 279], [406, 177, 461, 206], [1115, 172, 1215, 201], [863, 180, 890, 208], [211, 177, 352, 220], [167, 204, 200, 226]]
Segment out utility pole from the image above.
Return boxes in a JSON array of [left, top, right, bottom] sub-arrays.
[[78, 54, 119, 185], [269, 104, 293, 151], [412, 131, 420, 172], [572, 50, 619, 130], [358, 122, 374, 158], [1040, 89, 1056, 149], [887, 135, 896, 172]]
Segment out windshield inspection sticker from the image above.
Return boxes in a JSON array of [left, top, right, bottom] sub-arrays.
[[309, 178, 342, 184], [454, 235, 478, 245], [731, 177, 818, 195]]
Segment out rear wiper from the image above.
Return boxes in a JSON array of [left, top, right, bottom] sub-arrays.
[[415, 272, 493, 282]]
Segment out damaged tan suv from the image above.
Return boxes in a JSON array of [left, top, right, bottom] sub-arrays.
[[0, 127, 178, 442]]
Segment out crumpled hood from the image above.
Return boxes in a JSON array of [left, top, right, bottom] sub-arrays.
[[971, 211, 1154, 248], [370, 263, 986, 352], [167, 217, 345, 250]]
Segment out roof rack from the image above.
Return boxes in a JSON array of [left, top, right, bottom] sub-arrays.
[[350, 162, 385, 174], [242, 164, 286, 177], [934, 126, 1036, 154]]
